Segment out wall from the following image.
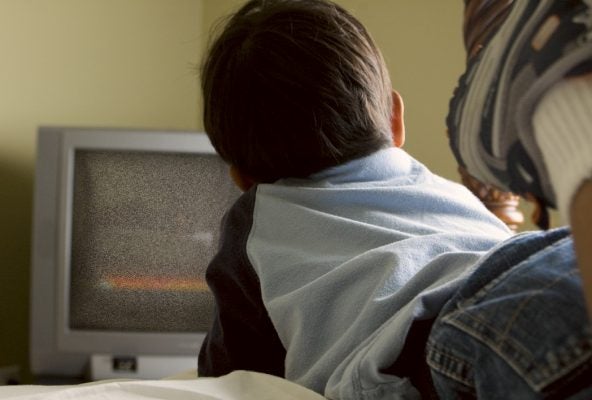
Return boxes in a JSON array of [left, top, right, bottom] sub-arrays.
[[0, 0, 203, 381]]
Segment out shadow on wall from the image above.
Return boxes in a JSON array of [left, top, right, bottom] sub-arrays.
[[0, 159, 34, 383]]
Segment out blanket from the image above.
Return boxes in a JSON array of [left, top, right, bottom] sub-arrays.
[[0, 370, 324, 400]]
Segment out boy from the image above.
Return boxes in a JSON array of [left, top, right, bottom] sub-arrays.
[[198, 0, 591, 398]]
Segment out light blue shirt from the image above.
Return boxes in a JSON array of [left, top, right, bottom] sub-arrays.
[[246, 147, 512, 399]]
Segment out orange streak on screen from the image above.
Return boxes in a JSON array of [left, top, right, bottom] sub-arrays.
[[102, 275, 209, 292]]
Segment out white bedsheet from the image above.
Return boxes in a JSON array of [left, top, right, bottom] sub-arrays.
[[0, 370, 325, 400]]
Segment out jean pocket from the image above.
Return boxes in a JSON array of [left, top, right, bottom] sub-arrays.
[[429, 237, 592, 396]]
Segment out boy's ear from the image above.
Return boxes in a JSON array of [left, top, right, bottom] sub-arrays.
[[230, 165, 256, 192], [391, 90, 405, 148]]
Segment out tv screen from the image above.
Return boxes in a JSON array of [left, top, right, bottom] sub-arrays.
[[69, 150, 221, 334], [30, 127, 240, 381]]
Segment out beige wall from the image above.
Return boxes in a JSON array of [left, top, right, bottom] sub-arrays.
[[0, 0, 547, 382], [343, 0, 465, 181]]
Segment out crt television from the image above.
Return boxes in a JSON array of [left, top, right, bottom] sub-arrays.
[[30, 126, 241, 382]]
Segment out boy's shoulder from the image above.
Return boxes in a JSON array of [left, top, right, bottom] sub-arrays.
[[250, 148, 509, 239]]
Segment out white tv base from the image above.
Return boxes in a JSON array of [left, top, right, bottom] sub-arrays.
[[90, 354, 197, 381]]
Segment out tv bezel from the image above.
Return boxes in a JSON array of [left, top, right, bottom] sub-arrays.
[[30, 126, 226, 378]]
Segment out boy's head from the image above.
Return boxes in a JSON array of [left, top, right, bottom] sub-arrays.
[[202, 0, 399, 185]]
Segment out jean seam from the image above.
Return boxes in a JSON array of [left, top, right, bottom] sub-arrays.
[[440, 271, 578, 383], [443, 316, 592, 393], [499, 269, 578, 339], [445, 267, 579, 362], [454, 236, 574, 308], [426, 341, 475, 389], [440, 259, 589, 391]]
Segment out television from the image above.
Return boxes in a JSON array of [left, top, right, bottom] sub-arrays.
[[30, 126, 241, 382]]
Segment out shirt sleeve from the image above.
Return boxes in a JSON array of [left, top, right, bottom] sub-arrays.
[[198, 187, 286, 377]]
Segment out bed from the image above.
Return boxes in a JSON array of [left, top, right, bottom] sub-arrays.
[[0, 370, 325, 400]]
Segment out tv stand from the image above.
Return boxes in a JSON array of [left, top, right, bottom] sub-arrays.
[[90, 354, 197, 381]]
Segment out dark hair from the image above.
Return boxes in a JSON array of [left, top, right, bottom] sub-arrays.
[[201, 0, 393, 182]]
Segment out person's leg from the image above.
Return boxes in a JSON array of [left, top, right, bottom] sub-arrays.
[[427, 228, 592, 399]]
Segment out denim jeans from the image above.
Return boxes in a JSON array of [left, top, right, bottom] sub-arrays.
[[426, 227, 592, 399]]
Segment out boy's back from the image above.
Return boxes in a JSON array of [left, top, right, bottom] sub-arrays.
[[199, 150, 510, 398], [198, 0, 512, 398]]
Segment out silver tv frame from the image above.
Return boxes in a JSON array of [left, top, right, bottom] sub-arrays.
[[30, 126, 230, 379]]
